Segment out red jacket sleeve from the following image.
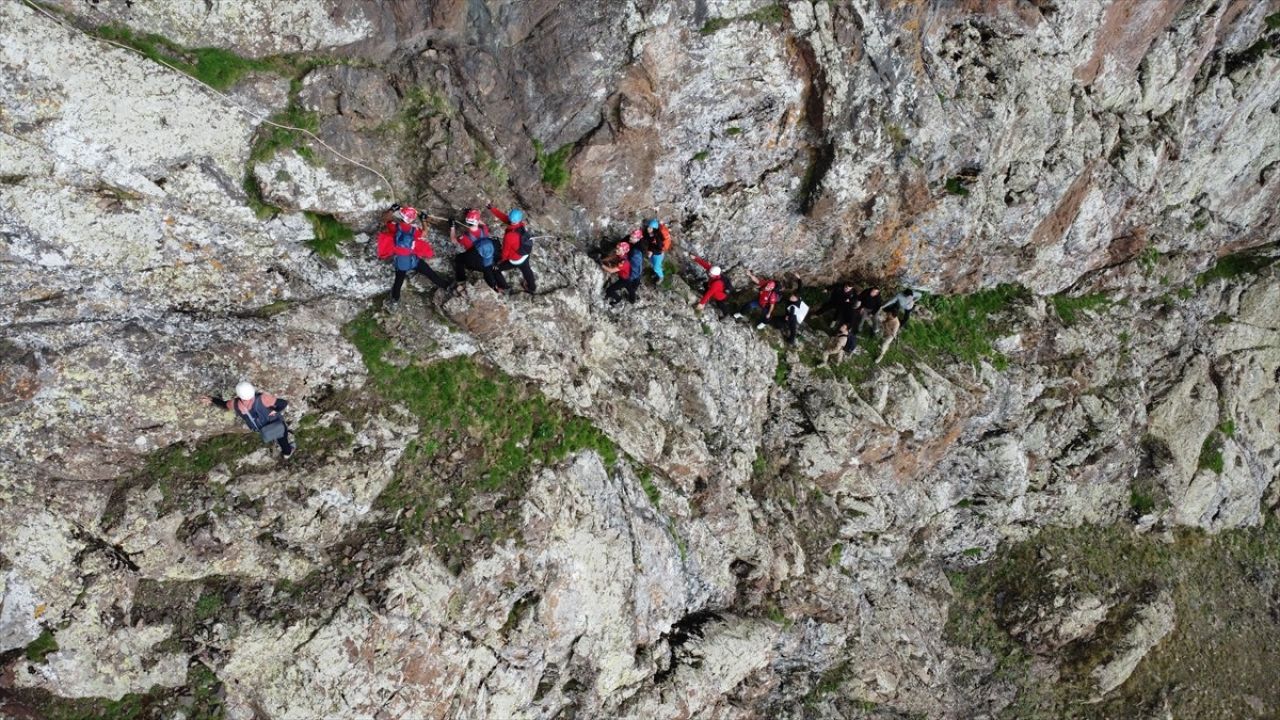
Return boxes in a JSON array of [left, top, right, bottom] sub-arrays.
[[376, 225, 395, 260], [489, 206, 510, 225], [693, 256, 711, 272], [412, 227, 433, 259], [700, 279, 727, 305]]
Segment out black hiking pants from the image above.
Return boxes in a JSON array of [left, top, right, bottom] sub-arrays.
[[391, 262, 449, 300], [498, 259, 536, 294], [606, 277, 640, 304], [454, 252, 508, 291]]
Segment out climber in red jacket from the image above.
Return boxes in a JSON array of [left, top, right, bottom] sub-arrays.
[[375, 205, 449, 309], [489, 205, 536, 294], [691, 255, 730, 316]]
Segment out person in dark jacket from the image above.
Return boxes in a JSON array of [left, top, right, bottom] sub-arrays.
[[772, 291, 810, 345], [819, 282, 860, 328], [857, 286, 883, 333], [199, 381, 294, 458]]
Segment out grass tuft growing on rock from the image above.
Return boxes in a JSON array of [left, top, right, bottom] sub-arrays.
[[533, 139, 574, 193], [94, 24, 282, 90], [101, 433, 260, 528], [24, 629, 58, 663], [1050, 291, 1111, 327], [304, 212, 355, 257], [1194, 245, 1278, 287], [5, 659, 226, 719], [345, 312, 618, 571]]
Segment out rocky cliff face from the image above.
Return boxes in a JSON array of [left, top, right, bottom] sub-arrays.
[[2, 0, 1279, 718]]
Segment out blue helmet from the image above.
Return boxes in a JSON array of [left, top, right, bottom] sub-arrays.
[[647, 218, 660, 229], [508, 209, 525, 224]]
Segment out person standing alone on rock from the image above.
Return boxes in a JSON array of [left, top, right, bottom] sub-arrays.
[[489, 205, 536, 294], [376, 205, 449, 310], [451, 208, 508, 293], [199, 382, 295, 458]]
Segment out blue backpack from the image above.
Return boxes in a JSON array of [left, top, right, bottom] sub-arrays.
[[393, 224, 418, 271], [627, 249, 644, 280], [474, 233, 496, 267]]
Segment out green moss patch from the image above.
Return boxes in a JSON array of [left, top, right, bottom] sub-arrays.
[[1195, 245, 1278, 287], [1051, 292, 1112, 327], [304, 212, 355, 257], [24, 629, 58, 663], [4, 661, 226, 720], [94, 24, 285, 90], [533, 139, 574, 193], [346, 312, 618, 572]]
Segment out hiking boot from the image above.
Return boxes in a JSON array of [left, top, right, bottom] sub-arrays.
[[733, 313, 745, 320], [283, 448, 296, 460], [385, 299, 399, 313]]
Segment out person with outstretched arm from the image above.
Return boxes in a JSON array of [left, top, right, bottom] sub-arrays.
[[735, 270, 781, 329], [375, 205, 449, 310], [489, 205, 536, 294], [199, 381, 295, 458], [691, 254, 731, 316], [881, 288, 917, 327]]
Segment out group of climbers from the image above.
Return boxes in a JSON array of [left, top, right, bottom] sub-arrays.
[[375, 203, 537, 309], [210, 206, 918, 460], [601, 219, 673, 305]]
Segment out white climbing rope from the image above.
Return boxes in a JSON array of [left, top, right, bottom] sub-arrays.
[[17, 0, 398, 199]]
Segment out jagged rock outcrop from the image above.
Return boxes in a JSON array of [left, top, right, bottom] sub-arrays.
[[44, 0, 1280, 292], [3, 0, 1280, 718]]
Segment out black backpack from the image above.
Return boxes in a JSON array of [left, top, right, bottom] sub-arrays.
[[516, 226, 534, 257], [720, 272, 736, 296]]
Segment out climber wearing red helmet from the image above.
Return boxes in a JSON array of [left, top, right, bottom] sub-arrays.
[[451, 208, 507, 293], [375, 205, 449, 309], [734, 270, 781, 328], [604, 235, 644, 305]]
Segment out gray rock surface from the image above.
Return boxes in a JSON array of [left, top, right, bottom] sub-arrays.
[[3, 0, 1280, 717]]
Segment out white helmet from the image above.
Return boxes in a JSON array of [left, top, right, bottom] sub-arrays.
[[235, 381, 256, 401], [709, 266, 722, 277]]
